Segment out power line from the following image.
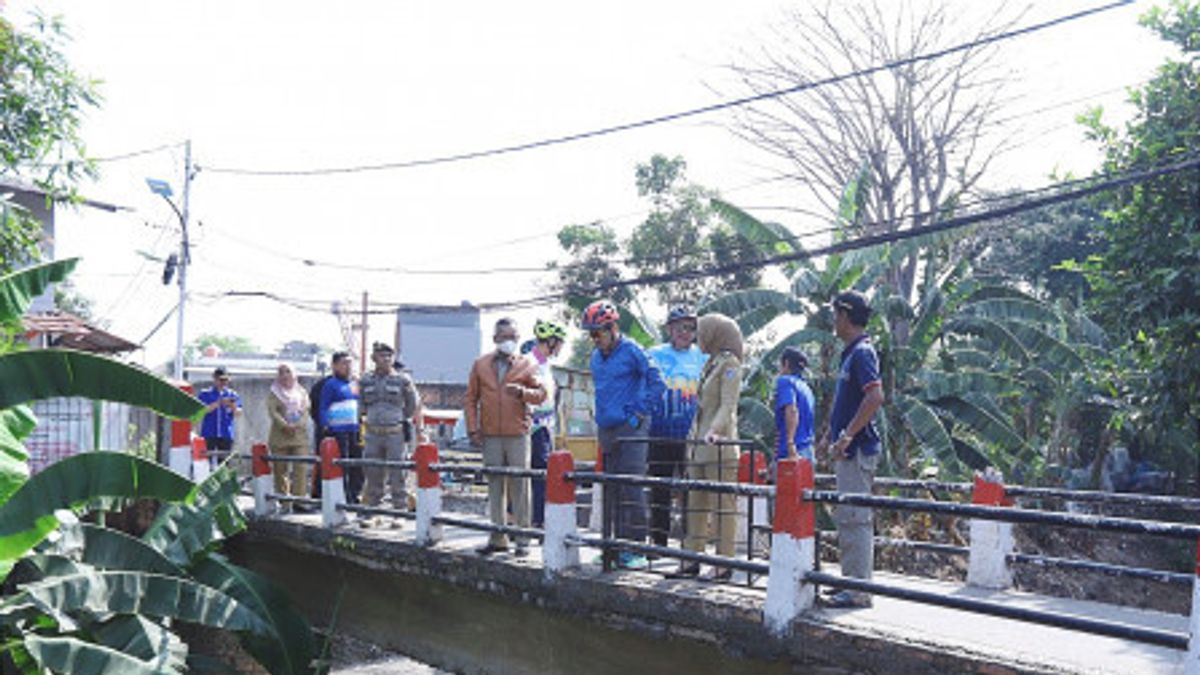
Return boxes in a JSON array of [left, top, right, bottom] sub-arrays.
[[195, 152, 1200, 315], [199, 1, 1132, 178]]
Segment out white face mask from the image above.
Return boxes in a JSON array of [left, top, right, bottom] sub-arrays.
[[497, 339, 518, 355]]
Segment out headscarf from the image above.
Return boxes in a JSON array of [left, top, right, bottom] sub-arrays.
[[271, 364, 308, 421], [697, 313, 744, 360]]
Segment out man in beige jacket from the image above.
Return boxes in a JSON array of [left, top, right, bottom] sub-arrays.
[[465, 317, 548, 557]]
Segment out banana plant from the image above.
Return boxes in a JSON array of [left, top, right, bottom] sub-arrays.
[[705, 188, 1103, 480], [0, 259, 320, 674]]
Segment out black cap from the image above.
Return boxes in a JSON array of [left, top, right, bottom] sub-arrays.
[[213, 367, 228, 379], [832, 290, 872, 326], [372, 342, 395, 355]]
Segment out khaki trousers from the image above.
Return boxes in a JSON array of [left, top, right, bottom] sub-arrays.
[[684, 443, 739, 557], [483, 435, 530, 547], [363, 432, 409, 507], [271, 443, 309, 497]]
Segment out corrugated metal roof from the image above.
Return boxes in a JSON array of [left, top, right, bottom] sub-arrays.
[[23, 311, 138, 354]]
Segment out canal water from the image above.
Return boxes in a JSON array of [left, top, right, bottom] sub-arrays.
[[237, 540, 799, 675]]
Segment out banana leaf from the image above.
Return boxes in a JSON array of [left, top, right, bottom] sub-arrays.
[[1003, 321, 1086, 371], [0, 408, 32, 508], [88, 615, 187, 673], [757, 328, 835, 374], [144, 464, 246, 566], [920, 370, 1020, 400], [23, 635, 182, 675], [0, 349, 202, 420], [934, 395, 1028, 462], [945, 316, 1029, 362], [960, 298, 1063, 326], [711, 198, 809, 276], [0, 570, 269, 634], [0, 453, 192, 565], [897, 396, 962, 475], [0, 259, 78, 322], [736, 397, 775, 446], [192, 554, 319, 675], [45, 522, 185, 577]]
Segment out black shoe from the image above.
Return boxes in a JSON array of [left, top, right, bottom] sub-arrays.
[[514, 545, 530, 558], [476, 543, 508, 556], [667, 562, 700, 579], [821, 590, 872, 609]]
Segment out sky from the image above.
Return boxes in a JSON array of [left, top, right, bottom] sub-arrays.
[[4, 0, 1178, 372]]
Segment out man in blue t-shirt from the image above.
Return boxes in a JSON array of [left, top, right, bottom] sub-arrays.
[[818, 290, 885, 609], [646, 305, 707, 547], [774, 347, 814, 463], [319, 352, 363, 503], [197, 367, 242, 463]]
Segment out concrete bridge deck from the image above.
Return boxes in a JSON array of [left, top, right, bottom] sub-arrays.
[[234, 507, 1189, 674]]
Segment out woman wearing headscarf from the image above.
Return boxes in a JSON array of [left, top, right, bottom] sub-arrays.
[[676, 313, 744, 580], [267, 363, 311, 499]]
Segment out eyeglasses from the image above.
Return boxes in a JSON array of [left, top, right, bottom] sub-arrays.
[[673, 323, 697, 332]]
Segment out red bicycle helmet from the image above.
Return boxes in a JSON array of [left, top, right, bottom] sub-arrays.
[[580, 300, 620, 330]]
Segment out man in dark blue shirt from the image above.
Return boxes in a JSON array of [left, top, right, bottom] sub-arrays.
[[197, 367, 242, 463], [582, 300, 665, 570], [774, 347, 814, 463], [819, 290, 884, 609], [319, 352, 362, 503]]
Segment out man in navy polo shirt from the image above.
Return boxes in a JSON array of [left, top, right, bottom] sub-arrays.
[[197, 367, 242, 463], [819, 290, 885, 609]]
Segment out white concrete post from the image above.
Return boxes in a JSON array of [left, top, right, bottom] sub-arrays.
[[967, 469, 1014, 590], [251, 443, 275, 517], [190, 436, 211, 483], [414, 442, 443, 546], [543, 451, 580, 577], [319, 437, 347, 527], [764, 457, 816, 636]]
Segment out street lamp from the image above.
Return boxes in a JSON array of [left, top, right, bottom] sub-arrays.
[[146, 140, 193, 380]]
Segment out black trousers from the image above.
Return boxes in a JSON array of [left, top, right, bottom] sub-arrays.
[[647, 440, 687, 547], [332, 430, 363, 504]]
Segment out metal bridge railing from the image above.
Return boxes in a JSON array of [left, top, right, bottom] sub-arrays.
[[241, 439, 1199, 659]]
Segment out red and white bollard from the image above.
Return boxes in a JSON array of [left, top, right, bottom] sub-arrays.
[[968, 468, 1014, 590], [736, 451, 769, 553], [167, 383, 194, 477], [1185, 541, 1200, 674], [414, 442, 442, 546], [543, 451, 580, 577], [587, 441, 604, 532], [320, 437, 347, 527], [251, 443, 275, 517], [191, 436, 211, 483], [763, 457, 816, 636]]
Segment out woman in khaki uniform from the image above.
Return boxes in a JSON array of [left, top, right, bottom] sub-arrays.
[[267, 363, 311, 499], [678, 313, 744, 579]]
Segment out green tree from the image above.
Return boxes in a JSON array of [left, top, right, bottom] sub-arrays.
[[0, 12, 99, 272], [1079, 0, 1200, 481], [184, 334, 260, 364]]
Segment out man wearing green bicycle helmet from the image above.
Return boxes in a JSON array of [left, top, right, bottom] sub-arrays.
[[529, 318, 567, 526]]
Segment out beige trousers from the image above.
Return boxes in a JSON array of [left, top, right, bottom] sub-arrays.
[[684, 443, 739, 557], [271, 443, 309, 497], [483, 435, 531, 547]]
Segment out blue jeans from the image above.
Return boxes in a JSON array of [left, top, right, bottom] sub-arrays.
[[530, 426, 551, 527], [598, 422, 649, 543]]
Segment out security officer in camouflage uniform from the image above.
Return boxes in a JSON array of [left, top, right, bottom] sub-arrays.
[[360, 342, 423, 526]]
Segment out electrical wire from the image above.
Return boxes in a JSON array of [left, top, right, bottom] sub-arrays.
[[198, 1, 1133, 178], [194, 151, 1200, 315]]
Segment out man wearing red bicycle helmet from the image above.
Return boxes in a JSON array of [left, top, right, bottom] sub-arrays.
[[581, 299, 666, 570]]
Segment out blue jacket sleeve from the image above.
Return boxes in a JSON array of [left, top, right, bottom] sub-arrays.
[[639, 350, 666, 418], [318, 380, 332, 430]]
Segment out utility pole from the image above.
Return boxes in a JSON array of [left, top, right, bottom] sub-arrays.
[[174, 140, 193, 381], [360, 291, 369, 375]]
